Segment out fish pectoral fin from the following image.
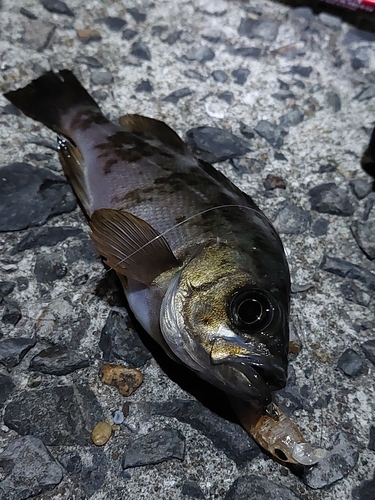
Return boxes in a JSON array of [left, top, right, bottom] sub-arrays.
[[90, 208, 179, 285], [118, 114, 187, 154], [58, 136, 90, 215]]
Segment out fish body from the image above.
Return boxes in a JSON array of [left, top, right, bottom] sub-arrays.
[[5, 70, 290, 409]]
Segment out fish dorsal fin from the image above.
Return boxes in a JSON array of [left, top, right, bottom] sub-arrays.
[[90, 208, 179, 285], [58, 136, 90, 215], [118, 113, 187, 154]]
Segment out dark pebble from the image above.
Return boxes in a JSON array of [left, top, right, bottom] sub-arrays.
[[309, 183, 355, 216], [164, 88, 193, 104], [225, 474, 302, 500], [135, 79, 153, 92], [2, 300, 22, 326], [342, 28, 375, 45], [318, 161, 337, 173], [64, 237, 98, 263], [144, 400, 260, 465], [186, 126, 250, 163], [254, 120, 287, 149], [232, 68, 250, 85], [363, 198, 375, 222], [274, 151, 287, 161], [294, 80, 306, 89], [122, 28, 138, 40], [231, 47, 261, 58], [183, 69, 206, 81], [0, 436, 64, 500], [369, 425, 375, 451], [16, 277, 28, 291], [290, 65, 313, 77], [29, 345, 90, 375], [162, 30, 182, 45], [20, 7, 38, 20], [151, 25, 167, 37], [327, 93, 341, 113], [351, 219, 375, 259], [0, 337, 37, 369], [275, 386, 305, 415], [74, 55, 103, 68], [1, 104, 21, 116], [59, 452, 82, 475], [0, 163, 76, 232], [41, 0, 74, 16], [350, 179, 373, 200], [320, 255, 375, 292], [239, 122, 254, 139], [356, 86, 375, 102], [272, 90, 296, 101], [337, 348, 364, 377], [96, 16, 127, 32], [340, 280, 371, 307], [304, 433, 358, 489], [351, 48, 369, 70], [131, 40, 151, 60], [279, 108, 304, 127], [99, 308, 152, 367], [90, 70, 113, 85], [181, 480, 205, 499], [80, 450, 108, 497], [122, 427, 185, 468], [362, 340, 375, 365], [238, 17, 257, 36], [185, 46, 215, 63], [352, 474, 375, 500], [211, 70, 228, 83], [34, 253, 67, 283], [218, 91, 234, 104], [127, 7, 146, 23], [13, 226, 83, 253], [250, 19, 280, 42], [273, 202, 311, 235], [4, 385, 104, 446], [201, 29, 221, 43], [312, 218, 329, 236], [0, 374, 15, 407], [0, 281, 16, 298], [263, 174, 286, 190]]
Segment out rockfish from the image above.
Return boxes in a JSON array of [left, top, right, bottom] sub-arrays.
[[5, 70, 290, 410], [5, 71, 327, 467]]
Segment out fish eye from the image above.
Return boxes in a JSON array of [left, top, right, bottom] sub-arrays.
[[229, 287, 275, 332]]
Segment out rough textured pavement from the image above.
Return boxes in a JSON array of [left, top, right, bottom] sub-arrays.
[[0, 1, 375, 499]]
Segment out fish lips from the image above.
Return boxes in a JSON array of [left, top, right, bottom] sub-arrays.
[[211, 348, 287, 406]]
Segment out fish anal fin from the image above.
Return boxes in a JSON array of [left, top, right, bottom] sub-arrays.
[[118, 113, 187, 154], [90, 209, 179, 285], [58, 136, 90, 215]]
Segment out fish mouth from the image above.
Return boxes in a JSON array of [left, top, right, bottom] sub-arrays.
[[210, 337, 287, 407]]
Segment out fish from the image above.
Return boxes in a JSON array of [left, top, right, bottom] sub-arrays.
[[4, 70, 324, 466]]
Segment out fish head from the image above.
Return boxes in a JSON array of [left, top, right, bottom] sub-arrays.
[[160, 243, 290, 408]]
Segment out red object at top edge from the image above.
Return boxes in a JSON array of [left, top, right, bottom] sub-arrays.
[[362, 0, 375, 7]]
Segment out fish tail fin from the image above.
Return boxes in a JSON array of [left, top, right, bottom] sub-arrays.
[[4, 70, 100, 135]]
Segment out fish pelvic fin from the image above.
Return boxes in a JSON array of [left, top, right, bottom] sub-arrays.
[[90, 208, 179, 285], [118, 114, 188, 154], [4, 70, 100, 136]]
